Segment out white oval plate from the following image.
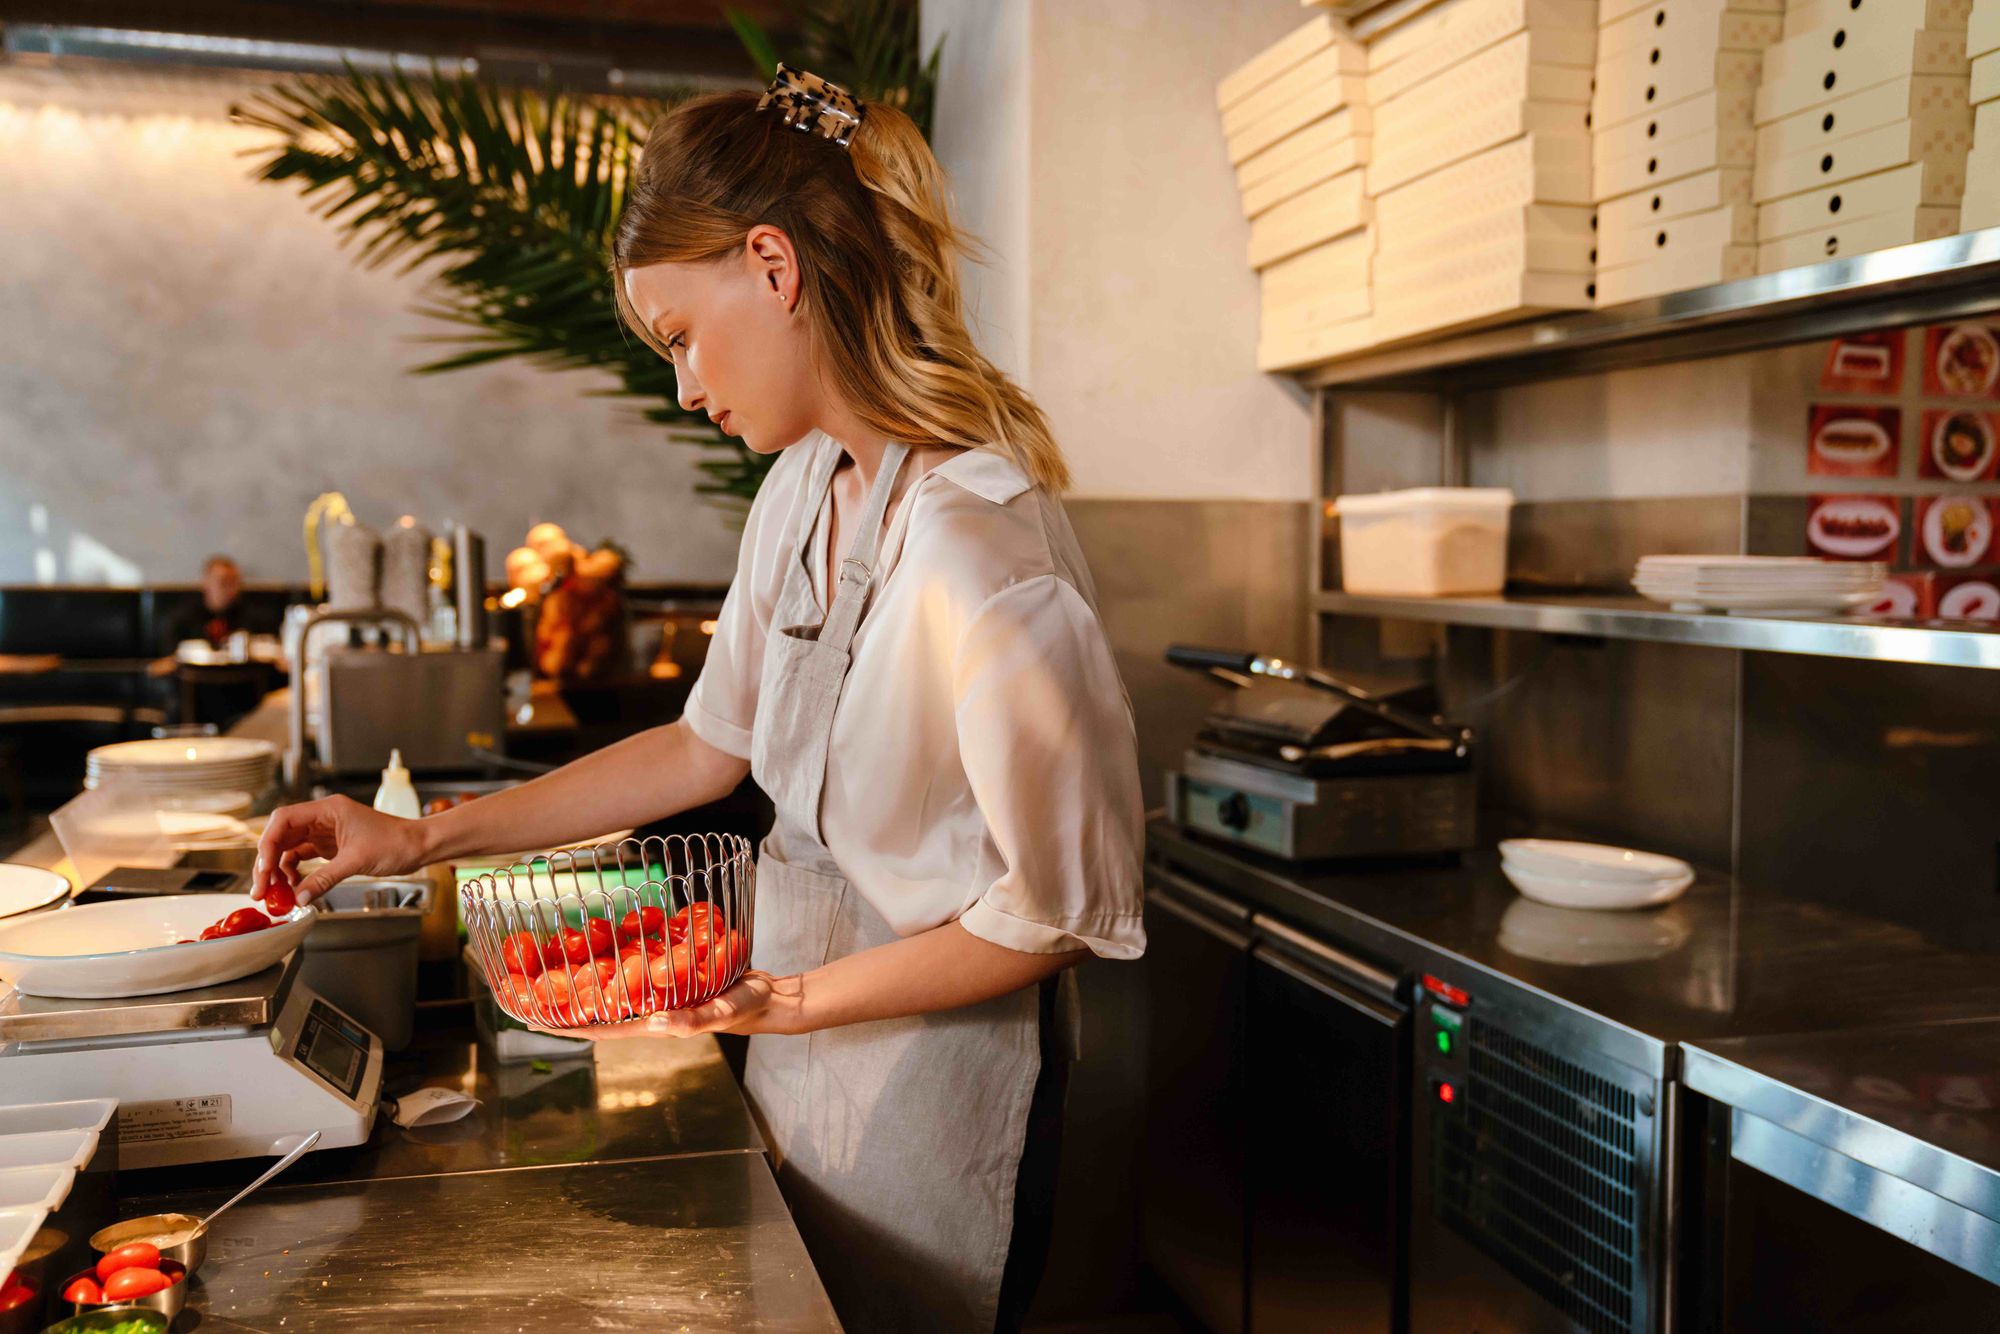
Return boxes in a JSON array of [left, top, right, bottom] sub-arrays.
[[0, 864, 71, 922], [0, 895, 313, 999], [1500, 839, 1692, 884], [1501, 861, 1692, 911]]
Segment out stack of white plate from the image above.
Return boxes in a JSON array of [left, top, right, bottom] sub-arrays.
[[84, 737, 278, 800], [1499, 839, 1693, 911], [1632, 555, 1886, 613]]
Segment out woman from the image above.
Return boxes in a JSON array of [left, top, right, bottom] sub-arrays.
[[255, 65, 1146, 1332]]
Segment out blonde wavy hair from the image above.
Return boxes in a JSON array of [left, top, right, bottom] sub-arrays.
[[611, 90, 1070, 493]]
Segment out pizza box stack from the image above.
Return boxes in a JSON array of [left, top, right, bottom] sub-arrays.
[[1364, 0, 1599, 344], [1590, 0, 1786, 306], [1959, 0, 2000, 227], [1221, 15, 1377, 371], [1752, 0, 1971, 274]]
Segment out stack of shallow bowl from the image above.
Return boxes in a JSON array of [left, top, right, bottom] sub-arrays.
[[84, 737, 277, 802], [1498, 838, 1694, 908], [1632, 553, 1887, 611]]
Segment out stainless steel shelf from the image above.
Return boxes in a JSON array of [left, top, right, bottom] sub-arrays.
[[1315, 591, 2000, 669], [1298, 228, 2000, 391]]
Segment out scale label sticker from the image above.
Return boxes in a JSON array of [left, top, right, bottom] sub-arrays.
[[120, 1095, 233, 1144]]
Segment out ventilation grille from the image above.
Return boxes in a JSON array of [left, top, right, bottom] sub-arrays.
[[1435, 1016, 1643, 1334]]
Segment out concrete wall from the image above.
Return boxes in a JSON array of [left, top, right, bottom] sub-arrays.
[[0, 66, 743, 588]]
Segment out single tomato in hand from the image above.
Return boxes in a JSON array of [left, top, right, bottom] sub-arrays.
[[259, 876, 297, 915]]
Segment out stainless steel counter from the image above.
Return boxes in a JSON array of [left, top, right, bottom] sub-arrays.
[[126, 1150, 839, 1331], [1684, 1021, 2000, 1284], [1149, 818, 2000, 1074]]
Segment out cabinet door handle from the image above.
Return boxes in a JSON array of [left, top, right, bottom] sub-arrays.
[[1150, 865, 1254, 925], [1252, 912, 1400, 1002], [1149, 885, 1253, 950], [1253, 947, 1404, 1028]]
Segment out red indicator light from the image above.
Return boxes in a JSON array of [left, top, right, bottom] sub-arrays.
[[1437, 1081, 1458, 1105], [1423, 973, 1471, 1008]]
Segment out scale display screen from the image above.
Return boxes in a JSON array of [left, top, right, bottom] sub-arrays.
[[295, 1000, 369, 1101]]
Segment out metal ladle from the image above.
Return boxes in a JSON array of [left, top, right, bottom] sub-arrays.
[[195, 1129, 324, 1233], [89, 1130, 324, 1275]]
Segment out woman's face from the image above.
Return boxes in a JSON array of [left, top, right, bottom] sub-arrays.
[[622, 226, 818, 456]]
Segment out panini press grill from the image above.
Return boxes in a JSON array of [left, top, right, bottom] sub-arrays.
[[1163, 645, 1476, 862]]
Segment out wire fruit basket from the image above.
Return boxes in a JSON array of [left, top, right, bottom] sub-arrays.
[[460, 833, 755, 1030]]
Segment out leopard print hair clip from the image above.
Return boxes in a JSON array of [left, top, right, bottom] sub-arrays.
[[756, 62, 865, 148]]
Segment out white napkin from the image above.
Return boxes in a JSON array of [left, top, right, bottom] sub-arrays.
[[390, 1087, 479, 1128]]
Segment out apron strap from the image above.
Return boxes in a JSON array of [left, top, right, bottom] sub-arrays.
[[819, 441, 911, 652]]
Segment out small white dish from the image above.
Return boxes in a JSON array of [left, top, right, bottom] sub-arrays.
[[1501, 860, 1692, 911], [0, 1130, 98, 1173], [0, 1164, 77, 1213], [0, 895, 313, 999], [1499, 839, 1692, 884], [0, 864, 71, 921]]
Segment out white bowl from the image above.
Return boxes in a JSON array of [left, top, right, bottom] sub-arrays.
[[0, 895, 313, 999], [1501, 860, 1692, 911], [1499, 838, 1692, 885], [0, 864, 70, 921]]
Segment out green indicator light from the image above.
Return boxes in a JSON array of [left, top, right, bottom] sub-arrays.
[[1436, 1030, 1453, 1054]]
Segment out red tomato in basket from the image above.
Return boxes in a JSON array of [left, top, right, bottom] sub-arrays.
[[531, 971, 579, 1023], [498, 973, 537, 1015], [675, 902, 723, 946], [220, 908, 271, 937], [584, 915, 616, 959], [62, 1276, 101, 1305], [617, 906, 667, 943], [619, 954, 659, 1010], [96, 1242, 162, 1282], [647, 941, 693, 1000], [556, 927, 592, 967], [102, 1268, 172, 1301], [501, 931, 545, 978]]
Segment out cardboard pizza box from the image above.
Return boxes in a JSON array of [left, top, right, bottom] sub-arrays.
[[1596, 44, 1762, 130], [1786, 0, 1971, 41], [1758, 159, 1966, 238], [1226, 76, 1369, 165], [1224, 44, 1371, 139], [1755, 114, 1972, 202], [1262, 281, 1376, 340], [1598, 4, 1782, 63], [1243, 137, 1374, 218], [1375, 27, 1595, 136], [1374, 133, 1596, 232], [1597, 201, 1756, 268], [1595, 89, 1759, 198], [1258, 312, 1378, 374], [1598, 0, 1781, 29], [1366, 0, 1596, 106], [1593, 243, 1756, 303], [1598, 165, 1754, 231], [1218, 14, 1362, 113], [1378, 200, 1596, 262], [1594, 79, 1755, 166], [1757, 24, 1967, 125], [1375, 97, 1592, 193], [1248, 168, 1373, 268], [1757, 75, 1970, 159], [1376, 217, 1598, 282], [1259, 228, 1377, 306], [1974, 0, 2000, 58], [1237, 105, 1371, 190], [1373, 268, 1595, 342], [1756, 205, 1962, 271]]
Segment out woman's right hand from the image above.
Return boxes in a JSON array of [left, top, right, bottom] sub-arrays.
[[255, 795, 431, 906]]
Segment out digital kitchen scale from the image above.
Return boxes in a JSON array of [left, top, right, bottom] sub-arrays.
[[0, 954, 382, 1168]]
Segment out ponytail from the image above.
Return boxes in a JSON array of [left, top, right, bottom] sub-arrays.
[[612, 91, 1071, 493]]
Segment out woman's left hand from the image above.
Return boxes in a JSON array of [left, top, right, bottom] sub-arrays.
[[529, 970, 802, 1041]]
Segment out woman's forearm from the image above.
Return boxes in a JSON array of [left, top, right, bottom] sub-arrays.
[[777, 921, 1086, 1035], [418, 719, 749, 862]]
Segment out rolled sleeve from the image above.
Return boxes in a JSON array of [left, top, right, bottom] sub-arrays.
[[951, 574, 1147, 961]]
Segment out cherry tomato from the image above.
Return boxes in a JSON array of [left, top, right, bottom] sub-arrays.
[[199, 924, 224, 941], [96, 1241, 162, 1282], [0, 1273, 34, 1311], [584, 916, 616, 959], [556, 927, 591, 967], [530, 971, 578, 1023], [221, 908, 271, 937], [176, 938, 199, 946], [62, 1275, 101, 1305], [500, 931, 545, 978], [102, 1267, 172, 1301], [259, 876, 297, 916], [675, 902, 722, 947], [454, 791, 480, 806], [498, 974, 537, 1017], [618, 953, 658, 1008], [423, 796, 454, 816], [617, 906, 667, 943]]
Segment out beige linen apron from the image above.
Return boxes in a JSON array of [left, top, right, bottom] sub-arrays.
[[741, 439, 1048, 1332]]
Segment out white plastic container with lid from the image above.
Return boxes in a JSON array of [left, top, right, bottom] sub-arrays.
[[1333, 487, 1515, 596]]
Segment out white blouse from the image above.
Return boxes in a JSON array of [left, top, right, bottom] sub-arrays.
[[682, 430, 1147, 960]]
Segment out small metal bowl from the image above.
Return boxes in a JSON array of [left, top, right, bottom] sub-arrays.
[[41, 1311, 172, 1334], [89, 1215, 207, 1279], [58, 1260, 188, 1325]]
